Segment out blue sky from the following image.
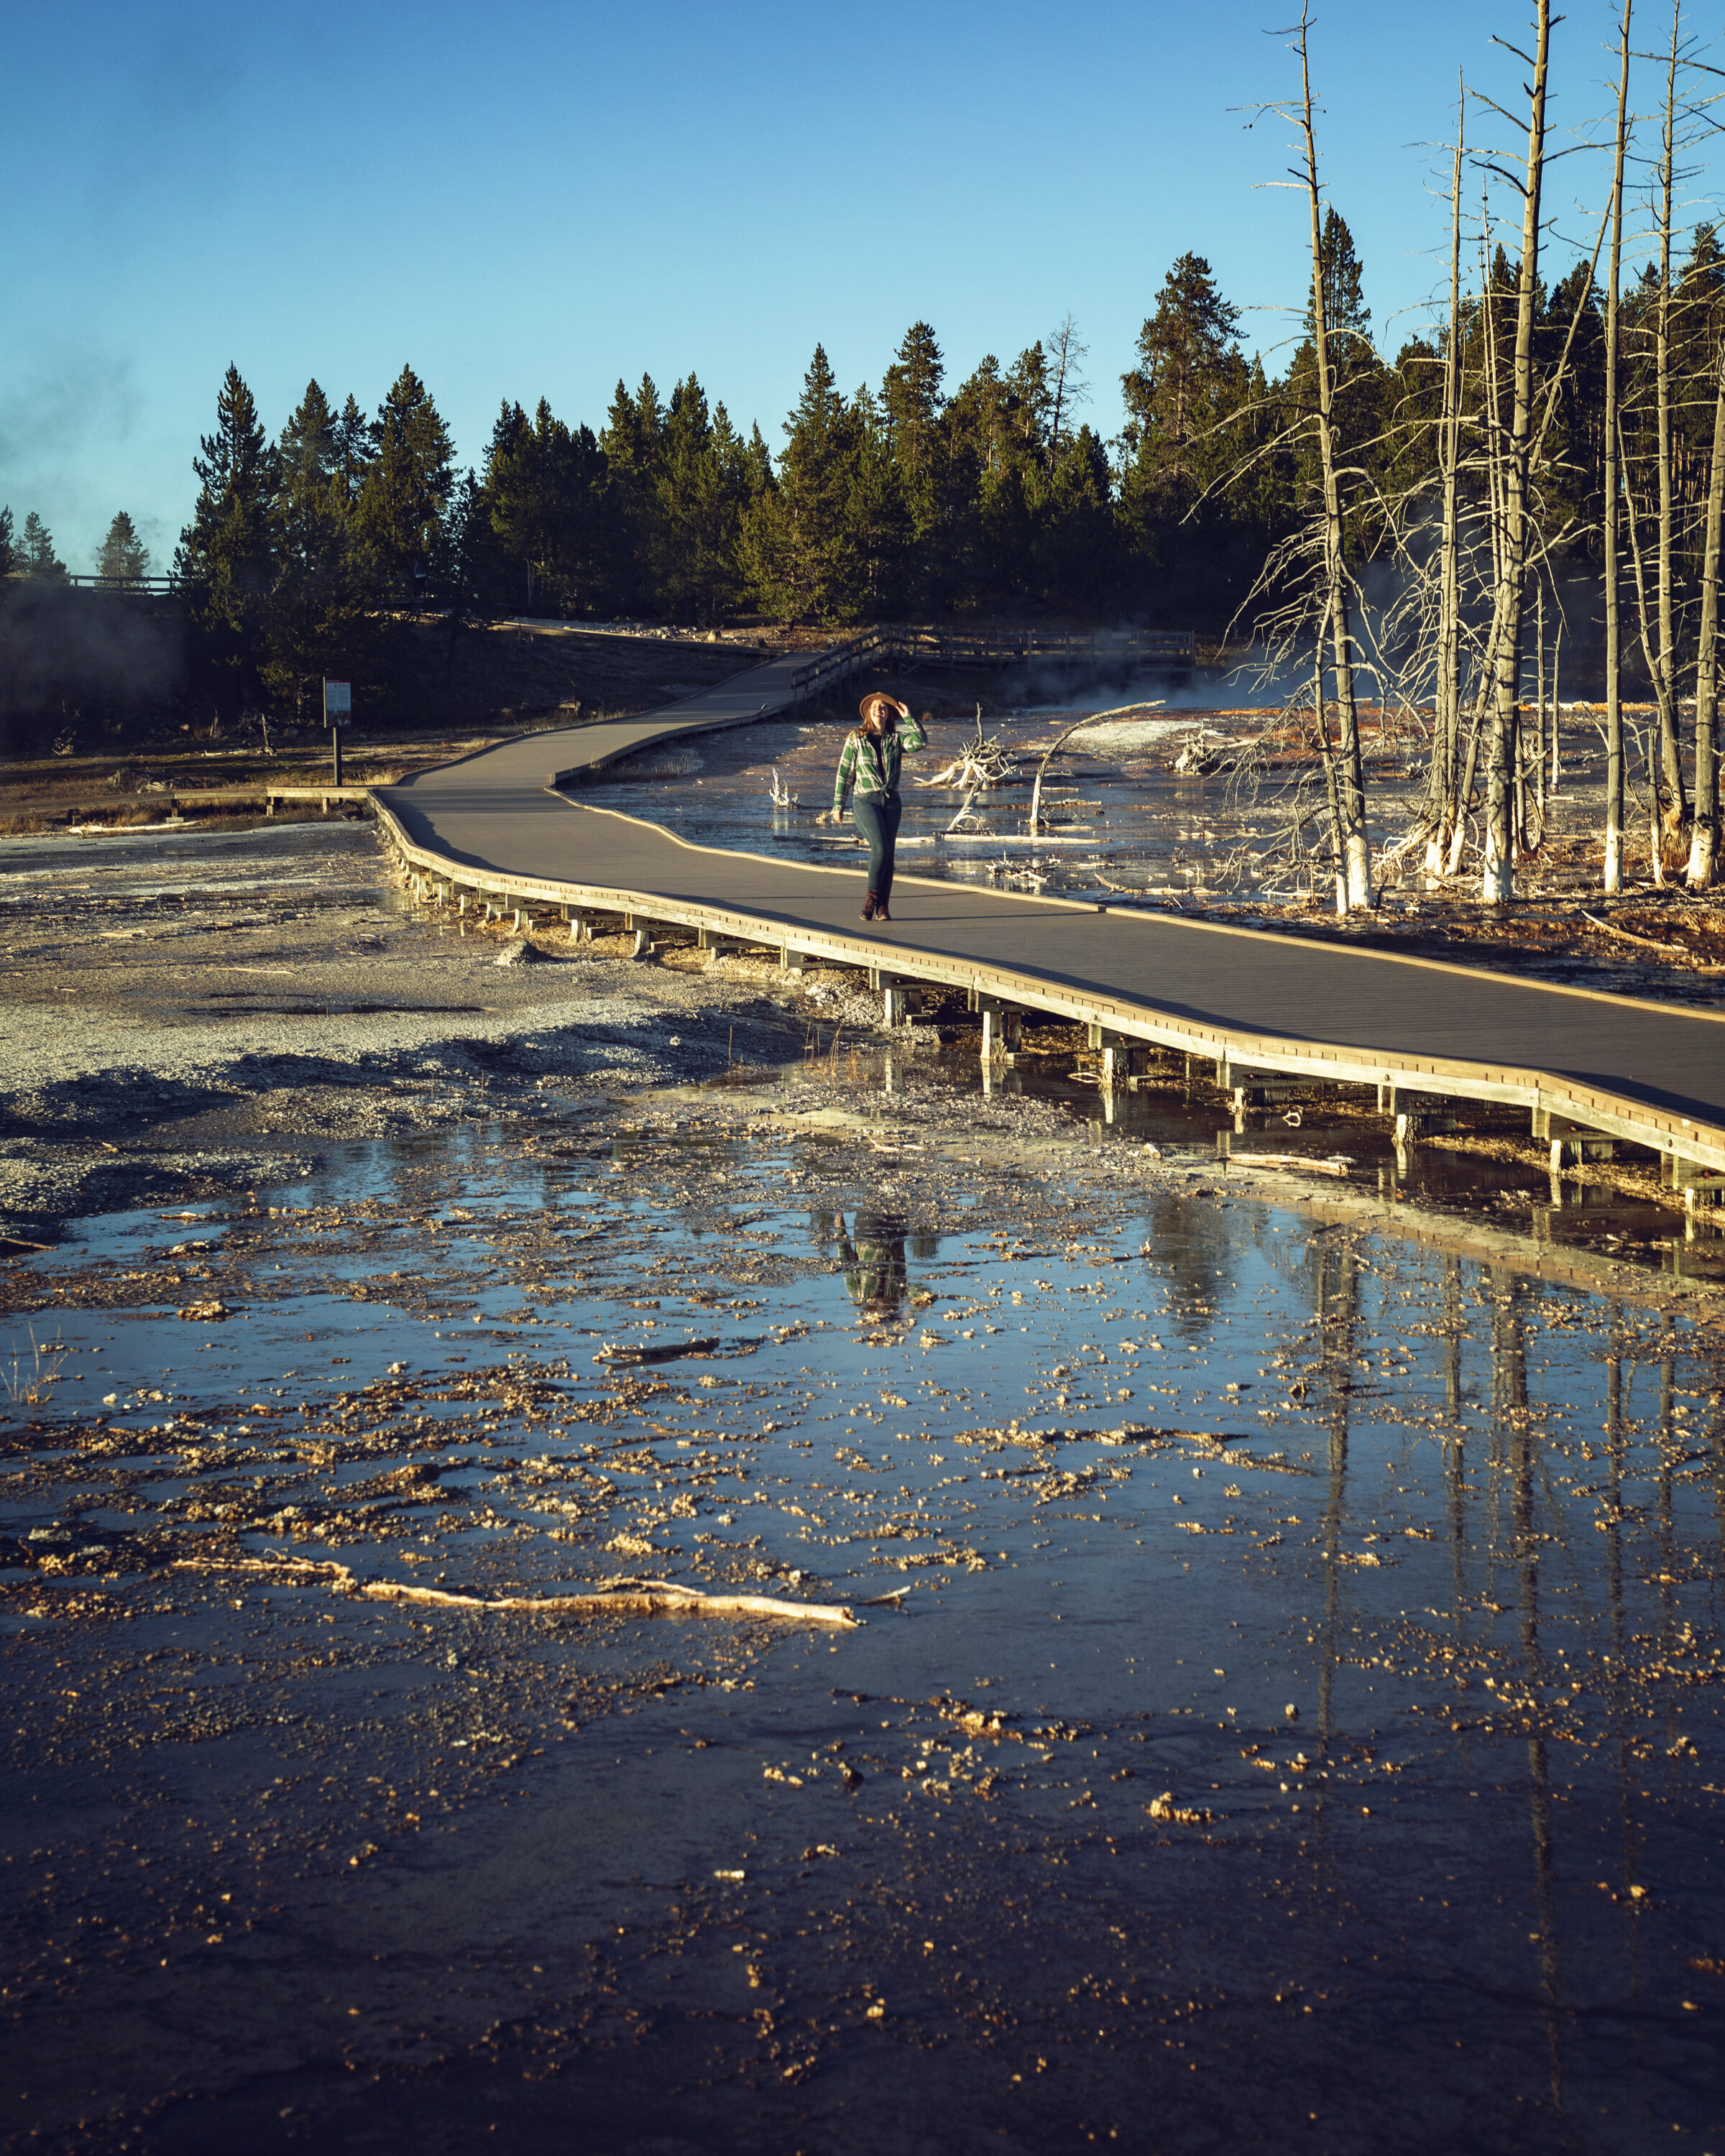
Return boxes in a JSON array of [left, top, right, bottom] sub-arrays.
[[1, 0, 1715, 572]]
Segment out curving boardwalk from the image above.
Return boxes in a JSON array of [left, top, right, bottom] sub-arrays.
[[376, 658, 1725, 1183]]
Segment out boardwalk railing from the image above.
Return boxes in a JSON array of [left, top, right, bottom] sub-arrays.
[[2, 571, 177, 594], [788, 625, 1196, 706]]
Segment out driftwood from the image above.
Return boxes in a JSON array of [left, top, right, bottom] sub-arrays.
[[1230, 1153, 1352, 1177], [1581, 911, 1724, 968], [173, 1554, 858, 1627]]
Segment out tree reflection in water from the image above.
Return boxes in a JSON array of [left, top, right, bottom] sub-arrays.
[[837, 1210, 911, 1322]]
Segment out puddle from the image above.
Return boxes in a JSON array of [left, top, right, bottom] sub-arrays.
[[2, 1097, 1721, 2152]]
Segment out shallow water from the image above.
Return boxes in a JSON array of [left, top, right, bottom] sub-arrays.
[[3, 1083, 1721, 2153], [576, 706, 1289, 906]]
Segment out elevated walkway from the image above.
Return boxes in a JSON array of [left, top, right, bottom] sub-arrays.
[[374, 658, 1725, 1193]]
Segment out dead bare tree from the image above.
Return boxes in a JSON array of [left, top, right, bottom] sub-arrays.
[[1388, 150, 1603, 890], [1649, 0, 1688, 834], [1298, 13, 1372, 908], [1604, 0, 1633, 893], [1688, 343, 1725, 884], [1476, 0, 1553, 905], [1044, 315, 1090, 461], [1425, 78, 1469, 878]]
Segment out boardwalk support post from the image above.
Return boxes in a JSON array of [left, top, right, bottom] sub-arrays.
[[980, 1001, 1021, 1061], [1088, 1026, 1131, 1087], [1663, 1153, 1707, 1193], [1535, 1105, 1616, 1169], [780, 942, 805, 975]]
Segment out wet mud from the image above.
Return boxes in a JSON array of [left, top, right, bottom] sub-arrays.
[[1, 822, 1723, 2155]]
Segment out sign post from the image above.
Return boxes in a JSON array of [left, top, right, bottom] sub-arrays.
[[323, 680, 351, 786]]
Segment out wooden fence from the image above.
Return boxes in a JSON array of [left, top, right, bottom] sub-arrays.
[[788, 625, 1196, 706]]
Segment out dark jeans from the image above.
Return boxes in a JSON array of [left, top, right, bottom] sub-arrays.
[[852, 792, 902, 904]]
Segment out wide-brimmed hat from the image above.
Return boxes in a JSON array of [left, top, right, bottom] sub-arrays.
[[858, 693, 895, 724]]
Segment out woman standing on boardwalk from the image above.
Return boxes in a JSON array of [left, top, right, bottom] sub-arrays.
[[832, 693, 927, 921]]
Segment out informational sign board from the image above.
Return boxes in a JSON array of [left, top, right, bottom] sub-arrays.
[[323, 679, 352, 726]]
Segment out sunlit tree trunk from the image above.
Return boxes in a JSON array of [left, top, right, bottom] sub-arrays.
[[1426, 89, 1466, 882], [1604, 1, 1632, 893], [1687, 351, 1725, 886], [1295, 6, 1371, 909], [1652, 2, 1688, 835], [1482, 0, 1550, 906], [1310, 591, 1348, 912]]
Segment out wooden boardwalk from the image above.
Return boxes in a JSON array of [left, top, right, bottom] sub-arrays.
[[375, 658, 1725, 1189]]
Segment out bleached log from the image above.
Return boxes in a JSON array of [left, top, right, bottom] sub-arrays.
[[173, 1555, 859, 1627]]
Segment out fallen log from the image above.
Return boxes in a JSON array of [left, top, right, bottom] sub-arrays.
[[173, 1554, 858, 1626], [597, 1333, 764, 1365], [1230, 1153, 1352, 1177], [1581, 911, 1724, 968]]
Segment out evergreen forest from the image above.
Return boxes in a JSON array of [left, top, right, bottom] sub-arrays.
[[6, 0, 1725, 900], [12, 206, 1708, 703]]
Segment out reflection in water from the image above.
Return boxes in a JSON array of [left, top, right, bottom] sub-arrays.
[[1493, 1270, 1565, 2111], [837, 1209, 910, 1319], [1143, 1186, 1234, 1340], [4, 1131, 1723, 2152]]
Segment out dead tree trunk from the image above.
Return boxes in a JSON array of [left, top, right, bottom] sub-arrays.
[[1604, 0, 1632, 893], [1294, 6, 1371, 909], [1653, 0, 1688, 834], [1425, 86, 1467, 881], [1310, 594, 1348, 913], [1482, 0, 1551, 906], [1688, 349, 1725, 887]]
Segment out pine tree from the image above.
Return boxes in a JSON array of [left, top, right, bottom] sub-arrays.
[[0, 506, 13, 579], [278, 379, 338, 497], [439, 469, 492, 622], [882, 322, 945, 497], [845, 390, 910, 615], [744, 346, 866, 622], [1118, 254, 1258, 621], [946, 355, 1011, 479], [648, 375, 753, 623], [175, 365, 277, 717], [1005, 345, 1052, 466], [19, 512, 68, 580], [96, 511, 151, 584], [1303, 207, 1372, 361], [331, 395, 374, 506], [599, 376, 668, 611], [1040, 425, 1115, 607], [1121, 254, 1245, 499], [489, 397, 561, 610], [266, 379, 369, 710], [355, 365, 453, 598], [488, 397, 612, 614]]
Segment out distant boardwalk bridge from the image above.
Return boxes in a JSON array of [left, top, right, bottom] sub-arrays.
[[787, 624, 1196, 707]]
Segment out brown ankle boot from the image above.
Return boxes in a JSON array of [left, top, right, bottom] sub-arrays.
[[861, 892, 877, 920]]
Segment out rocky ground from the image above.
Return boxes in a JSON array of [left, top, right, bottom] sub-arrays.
[[1, 816, 1722, 2156]]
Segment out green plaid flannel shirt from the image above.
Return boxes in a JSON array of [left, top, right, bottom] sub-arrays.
[[832, 711, 928, 814]]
